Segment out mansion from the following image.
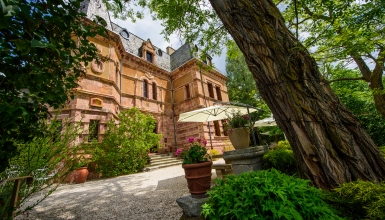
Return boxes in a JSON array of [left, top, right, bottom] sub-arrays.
[[58, 0, 230, 153]]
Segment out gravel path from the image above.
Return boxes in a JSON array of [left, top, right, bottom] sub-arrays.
[[15, 160, 222, 220]]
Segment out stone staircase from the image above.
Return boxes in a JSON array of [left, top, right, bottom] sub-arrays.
[[143, 154, 182, 171]]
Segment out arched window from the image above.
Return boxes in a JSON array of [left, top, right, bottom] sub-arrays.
[[143, 80, 148, 98], [157, 49, 162, 56], [152, 83, 157, 100]]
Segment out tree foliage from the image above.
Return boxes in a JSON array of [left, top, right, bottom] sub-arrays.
[[226, 41, 269, 113], [104, 0, 385, 188], [277, 0, 385, 118], [0, 0, 104, 172], [327, 64, 385, 146]]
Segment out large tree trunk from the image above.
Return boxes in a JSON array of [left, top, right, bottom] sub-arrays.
[[210, 0, 385, 189]]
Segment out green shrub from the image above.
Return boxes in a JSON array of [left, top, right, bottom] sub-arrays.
[[277, 140, 291, 149], [202, 169, 342, 220], [324, 180, 385, 220], [94, 107, 162, 177], [263, 140, 297, 175], [0, 116, 88, 218]]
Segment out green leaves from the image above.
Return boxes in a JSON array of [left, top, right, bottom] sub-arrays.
[[94, 107, 162, 177], [30, 39, 47, 48], [180, 143, 210, 164], [324, 180, 385, 219], [328, 65, 385, 146], [1, 0, 18, 16], [0, 116, 89, 218], [277, 0, 385, 117], [225, 40, 270, 116], [202, 170, 342, 219], [0, 0, 103, 172], [263, 140, 298, 175]]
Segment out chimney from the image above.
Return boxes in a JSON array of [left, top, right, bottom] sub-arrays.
[[166, 46, 175, 55]]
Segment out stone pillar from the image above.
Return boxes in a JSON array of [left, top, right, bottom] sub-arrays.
[[223, 146, 268, 175]]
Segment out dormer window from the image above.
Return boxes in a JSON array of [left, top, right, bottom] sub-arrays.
[[120, 29, 129, 39], [142, 39, 156, 64], [146, 52, 153, 63], [206, 55, 212, 66], [157, 49, 162, 56]]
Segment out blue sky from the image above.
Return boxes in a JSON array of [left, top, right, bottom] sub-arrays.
[[111, 13, 227, 74]]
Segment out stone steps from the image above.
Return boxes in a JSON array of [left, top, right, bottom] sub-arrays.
[[144, 154, 183, 171]]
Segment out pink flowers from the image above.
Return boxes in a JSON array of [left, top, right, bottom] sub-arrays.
[[175, 148, 183, 157], [188, 137, 195, 143], [187, 137, 207, 146]]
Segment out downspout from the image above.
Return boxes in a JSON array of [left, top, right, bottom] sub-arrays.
[[120, 58, 122, 104], [171, 76, 177, 151], [199, 66, 213, 149], [108, 44, 111, 80]]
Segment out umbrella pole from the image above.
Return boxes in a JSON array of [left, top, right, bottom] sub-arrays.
[[247, 107, 257, 147], [207, 122, 213, 149]]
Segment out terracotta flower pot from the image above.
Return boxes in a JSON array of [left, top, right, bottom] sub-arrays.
[[228, 127, 250, 149], [182, 161, 213, 198], [73, 167, 89, 184]]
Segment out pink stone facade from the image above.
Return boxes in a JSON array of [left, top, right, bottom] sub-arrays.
[[54, 0, 231, 154]]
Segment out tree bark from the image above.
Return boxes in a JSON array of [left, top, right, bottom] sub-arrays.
[[210, 0, 385, 189], [352, 54, 385, 118]]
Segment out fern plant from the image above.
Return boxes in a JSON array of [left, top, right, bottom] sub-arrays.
[[202, 169, 342, 220]]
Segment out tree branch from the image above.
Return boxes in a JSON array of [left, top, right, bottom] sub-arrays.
[[302, 5, 331, 21], [328, 77, 365, 83], [351, 55, 372, 81]]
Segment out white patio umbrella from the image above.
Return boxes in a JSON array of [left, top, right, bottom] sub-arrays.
[[178, 105, 258, 122], [254, 117, 277, 127]]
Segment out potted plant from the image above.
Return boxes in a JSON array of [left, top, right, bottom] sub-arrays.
[[176, 137, 212, 198], [73, 152, 93, 184], [224, 111, 252, 149], [73, 166, 89, 184]]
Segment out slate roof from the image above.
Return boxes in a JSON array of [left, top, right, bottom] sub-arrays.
[[81, 0, 223, 74], [111, 23, 172, 72]]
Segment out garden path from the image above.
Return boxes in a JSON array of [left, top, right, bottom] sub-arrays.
[[15, 160, 223, 220]]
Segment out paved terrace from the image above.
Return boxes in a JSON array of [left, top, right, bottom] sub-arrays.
[[16, 160, 223, 220]]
